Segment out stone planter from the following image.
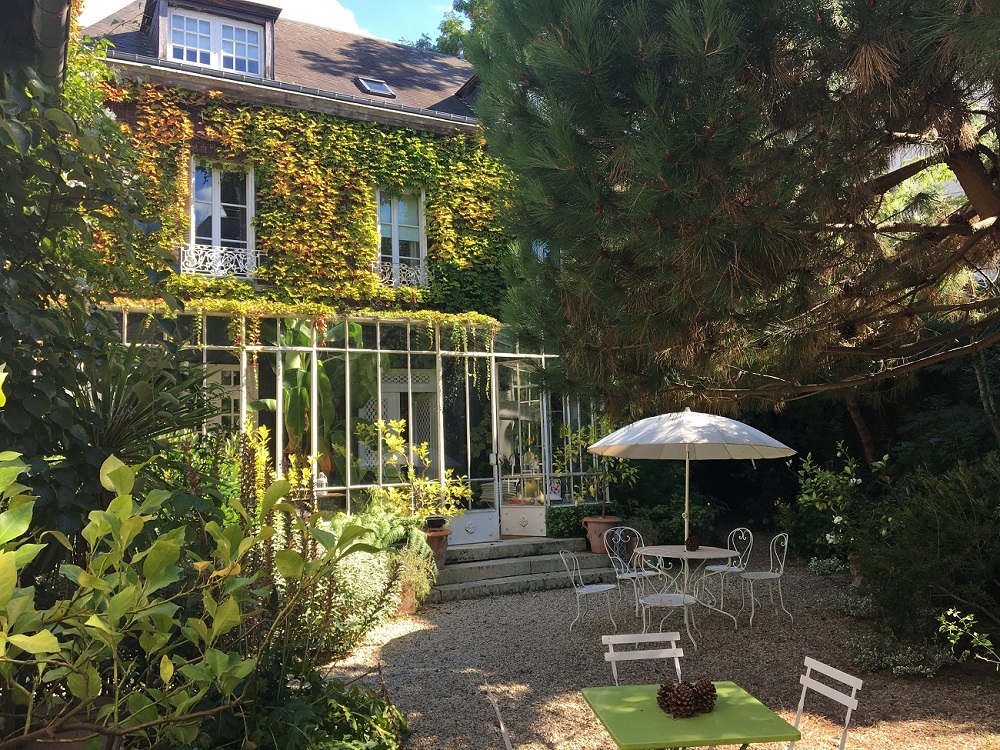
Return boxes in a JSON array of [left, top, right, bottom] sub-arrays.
[[581, 515, 621, 554], [423, 527, 452, 570]]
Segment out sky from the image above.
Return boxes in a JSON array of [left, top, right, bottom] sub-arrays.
[[78, 0, 453, 44]]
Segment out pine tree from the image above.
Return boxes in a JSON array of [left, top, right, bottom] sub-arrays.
[[472, 0, 1000, 415]]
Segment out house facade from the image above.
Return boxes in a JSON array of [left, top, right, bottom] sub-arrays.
[[86, 0, 598, 544]]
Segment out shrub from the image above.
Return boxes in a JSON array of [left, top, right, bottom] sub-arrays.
[[825, 590, 878, 619], [623, 492, 722, 544], [808, 557, 849, 576], [847, 633, 958, 677], [857, 452, 1000, 637], [545, 503, 611, 538]]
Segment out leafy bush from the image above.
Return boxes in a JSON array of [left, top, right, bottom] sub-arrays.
[[847, 633, 958, 677], [939, 609, 999, 671], [857, 452, 1000, 637], [545, 503, 611, 538], [808, 557, 849, 576], [825, 590, 878, 619], [623, 491, 722, 544]]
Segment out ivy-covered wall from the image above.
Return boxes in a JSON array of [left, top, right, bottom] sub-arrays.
[[105, 82, 512, 316]]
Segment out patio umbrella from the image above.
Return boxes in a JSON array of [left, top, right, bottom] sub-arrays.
[[588, 408, 796, 541]]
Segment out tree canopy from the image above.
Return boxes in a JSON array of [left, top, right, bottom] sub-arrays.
[[472, 0, 1000, 416]]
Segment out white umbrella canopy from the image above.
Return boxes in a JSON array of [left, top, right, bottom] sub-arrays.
[[588, 408, 796, 540]]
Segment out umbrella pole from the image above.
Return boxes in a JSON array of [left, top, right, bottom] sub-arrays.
[[684, 446, 690, 541]]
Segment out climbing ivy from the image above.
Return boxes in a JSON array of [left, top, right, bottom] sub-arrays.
[[103, 82, 512, 316]]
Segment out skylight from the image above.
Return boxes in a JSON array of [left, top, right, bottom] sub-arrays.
[[355, 77, 395, 98]]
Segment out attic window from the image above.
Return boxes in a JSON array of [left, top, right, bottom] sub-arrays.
[[355, 77, 395, 98]]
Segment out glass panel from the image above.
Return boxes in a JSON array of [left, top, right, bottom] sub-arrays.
[[442, 357, 469, 481], [379, 194, 392, 223], [235, 58, 246, 72], [172, 47, 183, 60], [171, 15, 182, 29], [348, 351, 380, 486], [248, 60, 260, 75], [259, 317, 278, 347], [185, 16, 198, 31], [194, 204, 212, 243], [205, 315, 234, 347], [198, 19, 210, 35], [223, 39, 234, 54], [224, 57, 234, 70], [323, 321, 349, 348], [379, 323, 407, 351], [399, 239, 420, 262], [185, 49, 197, 63], [223, 26, 233, 40], [236, 43, 246, 57], [220, 206, 247, 245], [411, 322, 436, 351], [172, 30, 184, 44], [318, 352, 346, 487], [397, 195, 419, 226], [199, 51, 210, 65], [220, 170, 246, 205], [248, 29, 259, 44], [352, 322, 377, 350]]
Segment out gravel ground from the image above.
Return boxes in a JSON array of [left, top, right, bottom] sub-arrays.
[[331, 559, 1000, 750]]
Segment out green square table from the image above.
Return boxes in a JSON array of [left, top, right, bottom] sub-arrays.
[[581, 681, 800, 750]]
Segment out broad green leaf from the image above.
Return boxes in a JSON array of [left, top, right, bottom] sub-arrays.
[[310, 527, 337, 551], [44, 107, 77, 135], [142, 538, 181, 580], [13, 543, 45, 569], [160, 654, 174, 684], [0, 552, 16, 608], [42, 530, 73, 551], [260, 480, 291, 517], [0, 119, 31, 155], [137, 489, 171, 513], [67, 665, 101, 700], [274, 549, 304, 579], [76, 570, 113, 591], [0, 502, 33, 546], [210, 597, 240, 640], [0, 451, 21, 461], [108, 587, 139, 626], [8, 630, 61, 654], [100, 456, 134, 496]]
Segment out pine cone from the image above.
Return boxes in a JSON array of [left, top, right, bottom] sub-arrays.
[[693, 679, 717, 713], [669, 681, 697, 718], [685, 535, 700, 551], [656, 682, 674, 714]]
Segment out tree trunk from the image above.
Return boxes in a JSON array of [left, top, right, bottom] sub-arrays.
[[845, 396, 878, 468], [971, 352, 1000, 449]]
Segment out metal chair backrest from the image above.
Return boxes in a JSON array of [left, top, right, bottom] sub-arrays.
[[603, 526, 645, 575], [727, 527, 754, 569], [769, 532, 789, 576], [560, 549, 584, 588], [602, 632, 683, 686], [789, 657, 863, 750]]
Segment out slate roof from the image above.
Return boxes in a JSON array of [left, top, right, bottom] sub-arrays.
[[83, 0, 477, 121]]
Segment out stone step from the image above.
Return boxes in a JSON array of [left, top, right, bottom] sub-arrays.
[[427, 564, 617, 603], [437, 550, 610, 586], [445, 536, 587, 564]]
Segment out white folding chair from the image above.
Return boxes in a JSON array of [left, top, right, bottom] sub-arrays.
[[789, 657, 863, 750], [603, 526, 660, 615], [699, 527, 753, 611], [739, 532, 792, 626], [483, 684, 514, 750], [560, 549, 618, 632], [602, 631, 683, 686]]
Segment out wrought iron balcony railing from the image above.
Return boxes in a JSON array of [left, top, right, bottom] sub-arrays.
[[180, 244, 260, 278], [372, 261, 429, 288]]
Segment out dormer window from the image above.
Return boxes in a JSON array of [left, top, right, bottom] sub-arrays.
[[169, 9, 261, 75], [356, 77, 395, 98]]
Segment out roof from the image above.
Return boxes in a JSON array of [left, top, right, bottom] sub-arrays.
[[83, 0, 478, 129]]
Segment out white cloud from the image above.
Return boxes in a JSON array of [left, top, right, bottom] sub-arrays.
[[79, 0, 371, 36]]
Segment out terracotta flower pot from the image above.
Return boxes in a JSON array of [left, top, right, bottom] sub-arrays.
[[581, 515, 621, 554], [423, 527, 452, 570]]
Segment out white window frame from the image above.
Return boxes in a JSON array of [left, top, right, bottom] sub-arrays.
[[375, 190, 428, 287], [183, 159, 257, 278], [168, 8, 263, 75]]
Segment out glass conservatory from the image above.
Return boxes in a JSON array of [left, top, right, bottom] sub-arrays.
[[115, 310, 600, 545]]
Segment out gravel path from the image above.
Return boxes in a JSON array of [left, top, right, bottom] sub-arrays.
[[332, 561, 1000, 750]]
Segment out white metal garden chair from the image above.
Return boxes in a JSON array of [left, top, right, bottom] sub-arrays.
[[603, 526, 661, 615], [638, 555, 698, 649], [560, 549, 618, 632], [602, 631, 684, 686], [698, 527, 753, 612], [789, 656, 863, 750], [739, 532, 792, 626]]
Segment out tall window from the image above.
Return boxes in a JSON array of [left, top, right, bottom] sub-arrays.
[[376, 191, 426, 287], [169, 10, 261, 75], [182, 161, 257, 277]]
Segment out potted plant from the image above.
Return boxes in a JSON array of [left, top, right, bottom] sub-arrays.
[[360, 419, 470, 569], [553, 424, 637, 554]]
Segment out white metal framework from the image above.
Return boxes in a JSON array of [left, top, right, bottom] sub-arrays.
[[699, 527, 753, 612], [790, 656, 863, 750], [560, 549, 617, 632], [603, 526, 660, 615], [739, 532, 792, 626]]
